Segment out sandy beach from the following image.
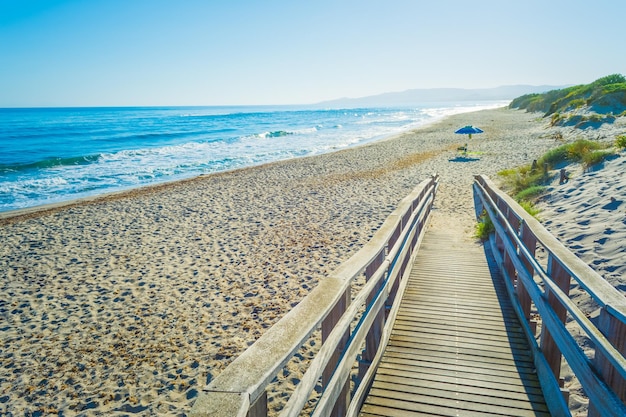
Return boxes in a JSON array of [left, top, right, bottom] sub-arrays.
[[1, 107, 625, 416]]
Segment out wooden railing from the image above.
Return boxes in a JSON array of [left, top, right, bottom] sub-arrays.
[[474, 175, 626, 417], [190, 175, 439, 417]]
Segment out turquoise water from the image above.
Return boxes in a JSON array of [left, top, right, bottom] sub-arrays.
[[0, 102, 504, 212]]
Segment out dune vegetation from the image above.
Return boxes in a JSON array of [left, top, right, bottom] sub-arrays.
[[509, 74, 626, 124]]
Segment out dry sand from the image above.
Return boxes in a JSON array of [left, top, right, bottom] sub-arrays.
[[1, 107, 624, 416], [538, 156, 626, 293], [534, 146, 626, 415]]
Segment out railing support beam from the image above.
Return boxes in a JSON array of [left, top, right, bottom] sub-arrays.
[[322, 288, 351, 417], [540, 255, 571, 383], [359, 250, 386, 383], [519, 223, 536, 324], [590, 308, 626, 416]]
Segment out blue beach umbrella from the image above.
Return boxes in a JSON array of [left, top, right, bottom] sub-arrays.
[[454, 125, 484, 140]]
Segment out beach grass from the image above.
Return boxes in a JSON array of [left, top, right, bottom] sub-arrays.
[[498, 138, 616, 201], [474, 210, 494, 241]]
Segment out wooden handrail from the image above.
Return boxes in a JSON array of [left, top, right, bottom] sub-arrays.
[[473, 175, 626, 417], [308, 182, 432, 417], [190, 174, 439, 417]]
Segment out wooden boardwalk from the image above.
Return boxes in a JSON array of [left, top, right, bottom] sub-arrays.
[[359, 224, 550, 417]]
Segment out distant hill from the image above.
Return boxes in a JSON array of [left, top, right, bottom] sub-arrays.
[[315, 85, 565, 108]]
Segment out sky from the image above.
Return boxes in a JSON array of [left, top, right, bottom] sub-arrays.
[[1, 0, 625, 107]]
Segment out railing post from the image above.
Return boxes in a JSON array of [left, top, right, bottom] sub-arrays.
[[249, 392, 268, 417], [540, 255, 570, 393], [411, 215, 420, 250], [493, 197, 508, 271], [388, 223, 401, 252], [359, 250, 386, 383], [518, 222, 537, 333], [322, 287, 351, 417], [501, 207, 519, 288], [589, 308, 626, 416]]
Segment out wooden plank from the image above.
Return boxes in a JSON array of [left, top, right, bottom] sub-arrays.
[[373, 371, 545, 399], [371, 381, 549, 412], [397, 305, 519, 325], [363, 391, 550, 417], [391, 321, 527, 343], [400, 295, 512, 311], [388, 331, 532, 354], [374, 374, 543, 402], [377, 360, 538, 388], [359, 223, 548, 416], [397, 302, 516, 321], [386, 338, 529, 362], [382, 350, 536, 375], [373, 365, 543, 395], [383, 345, 536, 372], [394, 312, 522, 333]]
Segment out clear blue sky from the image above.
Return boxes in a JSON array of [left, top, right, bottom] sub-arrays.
[[1, 0, 624, 107]]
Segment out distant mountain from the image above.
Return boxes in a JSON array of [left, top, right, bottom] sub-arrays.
[[315, 85, 566, 108]]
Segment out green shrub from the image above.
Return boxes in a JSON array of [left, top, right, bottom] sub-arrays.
[[538, 145, 570, 167], [582, 149, 614, 168], [517, 170, 545, 191], [498, 168, 517, 177], [510, 74, 625, 116], [474, 211, 494, 241], [497, 165, 545, 194], [550, 113, 563, 126], [592, 74, 626, 86], [567, 98, 586, 109], [537, 139, 607, 169], [616, 135, 626, 149], [568, 139, 603, 155], [518, 200, 541, 218], [498, 139, 612, 201], [516, 185, 546, 202]]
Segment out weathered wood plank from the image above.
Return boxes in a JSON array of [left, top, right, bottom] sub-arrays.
[[373, 365, 543, 396], [383, 345, 536, 371], [388, 331, 532, 354], [382, 350, 536, 375], [363, 391, 550, 416], [359, 224, 548, 416], [371, 381, 549, 412], [377, 360, 539, 388], [372, 371, 545, 400], [397, 305, 518, 325], [391, 322, 527, 343], [394, 313, 522, 332], [387, 338, 530, 362]]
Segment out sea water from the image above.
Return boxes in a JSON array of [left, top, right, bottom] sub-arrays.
[[0, 102, 506, 212]]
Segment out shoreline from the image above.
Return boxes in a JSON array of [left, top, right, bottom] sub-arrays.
[[0, 103, 504, 223], [2, 107, 622, 415]]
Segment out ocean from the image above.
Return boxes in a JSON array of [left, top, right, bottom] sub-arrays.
[[0, 102, 506, 213]]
